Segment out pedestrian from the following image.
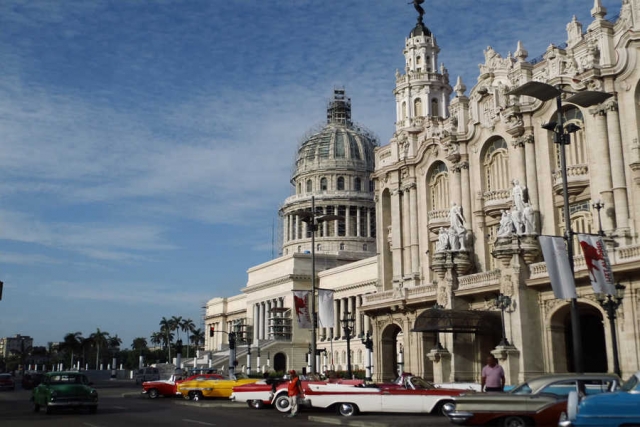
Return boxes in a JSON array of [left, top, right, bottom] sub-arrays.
[[481, 355, 505, 392], [286, 369, 304, 418]]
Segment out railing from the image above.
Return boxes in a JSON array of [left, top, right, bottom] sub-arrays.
[[482, 189, 511, 203], [530, 262, 548, 279], [458, 270, 501, 290], [552, 164, 589, 182], [406, 284, 437, 299], [617, 244, 640, 261], [363, 289, 397, 304]]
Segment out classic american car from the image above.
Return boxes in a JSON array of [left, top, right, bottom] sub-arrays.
[[558, 371, 640, 427], [0, 373, 15, 390], [32, 371, 98, 414], [304, 376, 467, 416], [231, 374, 362, 411], [142, 373, 224, 398], [177, 373, 260, 401], [444, 373, 620, 427]]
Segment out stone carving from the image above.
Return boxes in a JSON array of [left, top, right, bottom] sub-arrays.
[[435, 227, 450, 252], [435, 203, 468, 253], [523, 202, 536, 235], [512, 207, 524, 235], [511, 179, 527, 212], [497, 210, 515, 237], [437, 286, 449, 307]]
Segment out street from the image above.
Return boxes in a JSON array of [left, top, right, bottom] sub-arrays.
[[0, 380, 454, 427]]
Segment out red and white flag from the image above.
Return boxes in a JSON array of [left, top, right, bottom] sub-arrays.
[[577, 234, 616, 295], [293, 290, 312, 329], [539, 236, 577, 299], [318, 289, 334, 328]]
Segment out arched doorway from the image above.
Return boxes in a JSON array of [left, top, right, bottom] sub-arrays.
[[550, 302, 607, 373], [273, 352, 286, 373], [381, 323, 402, 381]]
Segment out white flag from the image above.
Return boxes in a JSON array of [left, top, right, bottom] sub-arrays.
[[293, 290, 312, 329], [577, 234, 616, 295], [539, 236, 577, 299], [318, 290, 335, 328]]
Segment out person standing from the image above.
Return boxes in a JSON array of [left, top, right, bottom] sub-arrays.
[[481, 355, 505, 392], [286, 370, 304, 418]]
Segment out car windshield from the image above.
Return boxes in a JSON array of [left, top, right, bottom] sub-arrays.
[[510, 382, 532, 395], [620, 375, 639, 392], [409, 377, 435, 390], [0, 374, 11, 379], [49, 374, 88, 385]]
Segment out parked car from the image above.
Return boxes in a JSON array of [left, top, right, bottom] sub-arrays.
[[177, 373, 260, 401], [22, 372, 44, 390], [444, 373, 620, 427], [134, 367, 160, 385], [0, 373, 15, 390], [32, 371, 98, 414], [142, 373, 224, 399], [558, 371, 640, 427], [304, 377, 467, 417]]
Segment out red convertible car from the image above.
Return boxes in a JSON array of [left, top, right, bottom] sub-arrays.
[[142, 373, 223, 399]]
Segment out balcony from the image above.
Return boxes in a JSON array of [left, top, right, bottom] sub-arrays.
[[456, 270, 501, 296], [552, 164, 589, 196], [427, 209, 449, 233], [481, 189, 511, 218]]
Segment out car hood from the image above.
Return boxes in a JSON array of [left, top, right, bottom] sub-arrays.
[[578, 391, 637, 415]]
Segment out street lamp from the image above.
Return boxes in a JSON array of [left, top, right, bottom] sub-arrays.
[[360, 330, 373, 381], [593, 200, 605, 237], [296, 195, 343, 374], [595, 283, 625, 378], [341, 309, 355, 379], [508, 81, 612, 374], [494, 293, 512, 346]]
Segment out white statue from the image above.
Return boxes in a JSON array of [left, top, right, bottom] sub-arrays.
[[497, 209, 514, 237], [448, 202, 466, 232], [448, 227, 460, 251], [512, 208, 524, 235], [511, 179, 526, 212], [523, 202, 536, 235], [435, 227, 450, 252]]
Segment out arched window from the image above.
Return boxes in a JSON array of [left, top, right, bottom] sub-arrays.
[[416, 56, 421, 65], [337, 176, 345, 191], [306, 179, 312, 192], [401, 102, 407, 119], [339, 243, 345, 251], [316, 243, 322, 251], [431, 98, 439, 116], [320, 177, 328, 191], [483, 138, 510, 192], [355, 177, 362, 191], [414, 98, 423, 117], [554, 107, 587, 169], [559, 201, 594, 256], [428, 162, 449, 211]]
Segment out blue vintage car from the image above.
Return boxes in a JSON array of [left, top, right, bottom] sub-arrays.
[[559, 371, 640, 427]]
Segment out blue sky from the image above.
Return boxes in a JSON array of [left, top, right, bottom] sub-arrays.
[[0, 0, 621, 349]]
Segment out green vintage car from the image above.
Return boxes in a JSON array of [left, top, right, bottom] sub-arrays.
[[32, 371, 98, 414]]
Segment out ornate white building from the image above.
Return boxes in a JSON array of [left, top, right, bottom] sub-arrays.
[[205, 0, 640, 383]]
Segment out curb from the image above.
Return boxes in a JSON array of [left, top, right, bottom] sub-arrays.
[[307, 416, 390, 427], [173, 400, 245, 409]]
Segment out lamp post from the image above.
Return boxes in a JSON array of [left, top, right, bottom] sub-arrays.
[[361, 330, 373, 381], [341, 309, 355, 379], [296, 196, 343, 374], [495, 293, 512, 346], [596, 283, 625, 378], [508, 81, 612, 373], [397, 345, 404, 376], [593, 200, 605, 237]]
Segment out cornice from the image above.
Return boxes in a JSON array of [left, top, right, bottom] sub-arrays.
[[241, 274, 311, 294]]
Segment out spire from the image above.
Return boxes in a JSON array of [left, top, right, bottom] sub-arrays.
[[514, 40, 528, 62], [591, 0, 607, 20], [454, 76, 466, 97], [327, 89, 352, 126]]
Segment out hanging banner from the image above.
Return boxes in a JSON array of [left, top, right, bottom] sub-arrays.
[[539, 235, 577, 299], [293, 290, 312, 329], [318, 289, 335, 328], [577, 234, 616, 295]]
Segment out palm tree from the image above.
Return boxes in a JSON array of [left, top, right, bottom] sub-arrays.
[[89, 329, 110, 369], [62, 332, 82, 369], [190, 328, 205, 352], [131, 337, 148, 352], [171, 316, 183, 343], [181, 318, 195, 358], [149, 332, 162, 348], [159, 317, 173, 362], [80, 337, 93, 369]]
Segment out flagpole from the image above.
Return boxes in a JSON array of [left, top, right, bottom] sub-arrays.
[[310, 195, 317, 375]]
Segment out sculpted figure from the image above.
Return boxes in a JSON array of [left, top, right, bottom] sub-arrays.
[[435, 227, 450, 252], [410, 0, 425, 19], [523, 202, 536, 235], [511, 208, 524, 235], [497, 209, 514, 237], [511, 179, 526, 212], [448, 202, 466, 232], [448, 227, 460, 251]]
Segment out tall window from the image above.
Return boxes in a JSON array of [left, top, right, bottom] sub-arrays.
[[559, 201, 593, 256], [335, 132, 346, 158], [355, 177, 362, 191], [306, 179, 312, 192], [320, 177, 328, 191], [483, 138, 510, 192], [555, 107, 587, 169], [337, 176, 345, 191], [431, 98, 439, 116], [428, 162, 449, 211], [297, 182, 301, 194], [414, 98, 423, 117]]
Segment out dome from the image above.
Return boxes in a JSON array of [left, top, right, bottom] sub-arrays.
[[409, 21, 431, 38], [292, 90, 378, 182]]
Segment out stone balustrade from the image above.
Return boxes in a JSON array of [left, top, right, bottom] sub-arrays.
[[406, 284, 437, 300], [617, 244, 640, 262], [482, 189, 511, 202], [458, 269, 501, 291]]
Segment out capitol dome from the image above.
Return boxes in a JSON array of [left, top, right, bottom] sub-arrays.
[[280, 89, 378, 258]]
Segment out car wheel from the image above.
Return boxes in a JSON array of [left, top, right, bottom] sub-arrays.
[[89, 406, 97, 414], [248, 400, 264, 409], [503, 416, 528, 427], [433, 400, 454, 416], [148, 388, 159, 399], [337, 402, 358, 417], [274, 394, 291, 413], [189, 391, 203, 401]]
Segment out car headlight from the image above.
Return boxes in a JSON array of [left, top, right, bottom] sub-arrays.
[[90, 389, 98, 396], [442, 402, 456, 413]]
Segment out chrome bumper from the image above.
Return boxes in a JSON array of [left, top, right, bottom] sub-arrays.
[[558, 421, 573, 427], [446, 411, 474, 424], [48, 401, 97, 407]]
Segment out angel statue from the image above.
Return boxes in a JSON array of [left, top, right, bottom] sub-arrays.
[[409, 0, 425, 20]]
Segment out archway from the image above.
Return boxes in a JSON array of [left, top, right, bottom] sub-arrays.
[[550, 302, 607, 373], [381, 323, 402, 381], [273, 352, 286, 373]]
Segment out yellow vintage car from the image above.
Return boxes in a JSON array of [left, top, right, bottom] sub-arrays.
[[177, 374, 260, 401]]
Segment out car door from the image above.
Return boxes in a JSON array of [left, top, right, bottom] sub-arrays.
[[34, 377, 49, 406], [381, 388, 425, 413], [532, 380, 577, 412]]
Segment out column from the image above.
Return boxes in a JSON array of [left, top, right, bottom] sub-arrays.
[[523, 137, 539, 209], [390, 188, 404, 281], [366, 208, 372, 238], [322, 206, 328, 237], [295, 215, 300, 240], [356, 207, 361, 237], [460, 162, 472, 236], [253, 304, 259, 343], [334, 205, 339, 237], [258, 303, 265, 340], [510, 139, 526, 188], [605, 100, 630, 232], [349, 297, 356, 338], [355, 296, 362, 337], [302, 221, 308, 239], [402, 189, 411, 276], [409, 184, 420, 275], [345, 205, 351, 237], [589, 106, 615, 233], [266, 300, 272, 339], [283, 215, 288, 243], [342, 298, 349, 338], [334, 299, 341, 340], [451, 165, 462, 209], [365, 314, 371, 335], [288, 215, 293, 242]]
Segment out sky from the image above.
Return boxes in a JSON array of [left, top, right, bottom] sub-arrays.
[[0, 0, 622, 349]]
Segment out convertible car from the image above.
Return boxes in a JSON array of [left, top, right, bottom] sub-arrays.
[[305, 376, 467, 417], [444, 373, 620, 427], [142, 373, 223, 399], [177, 374, 260, 401], [559, 371, 640, 427], [231, 374, 362, 412]]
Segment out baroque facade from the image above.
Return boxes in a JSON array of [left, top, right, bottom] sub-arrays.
[[204, 0, 640, 384]]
